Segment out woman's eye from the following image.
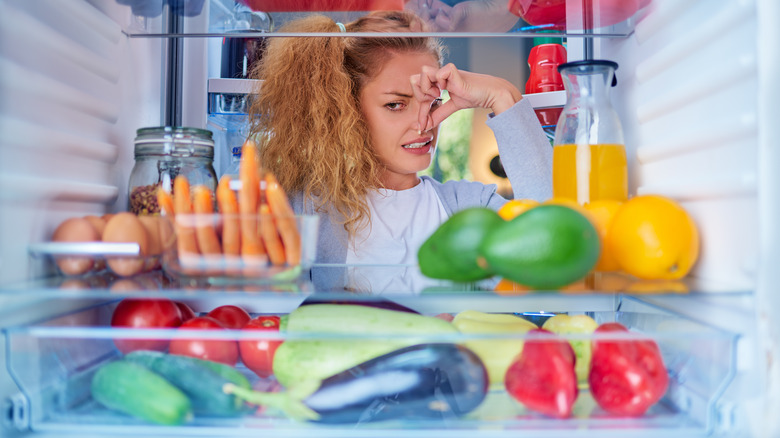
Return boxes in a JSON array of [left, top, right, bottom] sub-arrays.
[[385, 102, 405, 111], [431, 98, 443, 109]]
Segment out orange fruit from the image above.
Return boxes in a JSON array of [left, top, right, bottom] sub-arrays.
[[497, 199, 539, 220], [493, 278, 531, 294], [625, 280, 690, 294], [583, 199, 623, 272], [543, 197, 595, 223], [608, 195, 699, 280]]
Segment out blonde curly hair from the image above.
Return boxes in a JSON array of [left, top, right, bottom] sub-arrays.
[[247, 10, 443, 241]]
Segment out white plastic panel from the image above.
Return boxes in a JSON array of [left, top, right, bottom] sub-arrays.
[[0, 0, 164, 285], [599, 0, 761, 292]]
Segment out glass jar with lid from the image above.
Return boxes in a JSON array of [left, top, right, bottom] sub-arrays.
[[128, 127, 217, 215]]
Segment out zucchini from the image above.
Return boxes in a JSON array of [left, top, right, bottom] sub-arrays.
[[274, 304, 458, 388], [91, 360, 192, 425], [124, 350, 251, 417]]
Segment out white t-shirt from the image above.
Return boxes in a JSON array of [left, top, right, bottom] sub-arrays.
[[346, 178, 450, 265], [344, 178, 450, 292]]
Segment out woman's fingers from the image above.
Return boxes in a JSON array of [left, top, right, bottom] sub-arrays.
[[411, 71, 440, 132], [412, 64, 467, 131], [427, 99, 459, 131]]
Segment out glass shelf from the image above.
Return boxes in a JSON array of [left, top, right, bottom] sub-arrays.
[[0, 264, 755, 300], [113, 0, 652, 39]]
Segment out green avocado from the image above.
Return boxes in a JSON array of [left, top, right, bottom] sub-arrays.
[[478, 204, 600, 290], [418, 207, 503, 282]]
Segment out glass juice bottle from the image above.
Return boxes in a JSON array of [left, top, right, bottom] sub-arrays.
[[552, 60, 627, 203]]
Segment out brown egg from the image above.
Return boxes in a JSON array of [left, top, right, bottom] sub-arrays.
[[138, 215, 162, 271], [52, 217, 101, 276], [83, 215, 108, 271], [84, 215, 107, 236], [102, 212, 149, 277]]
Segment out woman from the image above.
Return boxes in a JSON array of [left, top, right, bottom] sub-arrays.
[[247, 10, 551, 285]]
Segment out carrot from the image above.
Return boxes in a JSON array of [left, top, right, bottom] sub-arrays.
[[264, 173, 301, 265], [239, 140, 265, 258], [192, 185, 222, 255], [216, 175, 241, 256], [259, 204, 286, 266], [173, 175, 199, 256], [157, 188, 175, 217]]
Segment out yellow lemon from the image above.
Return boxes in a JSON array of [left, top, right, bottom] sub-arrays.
[[608, 195, 699, 280], [583, 199, 623, 272], [497, 199, 539, 220]]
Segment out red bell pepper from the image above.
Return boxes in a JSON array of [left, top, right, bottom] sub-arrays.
[[589, 322, 669, 416], [504, 328, 578, 418]]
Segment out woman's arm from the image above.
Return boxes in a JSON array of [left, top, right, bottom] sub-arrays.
[[487, 99, 553, 202]]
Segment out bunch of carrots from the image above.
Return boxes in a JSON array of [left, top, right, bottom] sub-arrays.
[[156, 140, 301, 271]]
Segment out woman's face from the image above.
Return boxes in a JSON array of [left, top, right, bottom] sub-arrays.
[[359, 51, 441, 191]]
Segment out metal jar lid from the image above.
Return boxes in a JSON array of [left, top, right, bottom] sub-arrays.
[[134, 126, 214, 159]]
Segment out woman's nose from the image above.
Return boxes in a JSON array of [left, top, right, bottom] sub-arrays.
[[413, 98, 434, 132]]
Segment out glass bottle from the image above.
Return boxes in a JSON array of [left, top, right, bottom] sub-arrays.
[[552, 60, 627, 204], [129, 127, 217, 215]]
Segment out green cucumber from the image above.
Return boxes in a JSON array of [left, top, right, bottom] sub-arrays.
[[91, 360, 192, 425], [274, 304, 458, 388], [124, 350, 251, 417]]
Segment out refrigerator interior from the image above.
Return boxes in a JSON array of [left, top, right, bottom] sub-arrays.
[[0, 0, 779, 437]]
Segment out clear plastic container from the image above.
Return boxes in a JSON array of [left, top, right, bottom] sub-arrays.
[[2, 294, 736, 436], [160, 213, 319, 285], [128, 127, 218, 215]]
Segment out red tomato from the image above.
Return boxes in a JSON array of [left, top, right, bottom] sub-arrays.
[[169, 316, 239, 366], [239, 316, 282, 378], [110, 298, 182, 354], [175, 301, 197, 322], [207, 305, 251, 329], [504, 329, 577, 418], [589, 322, 669, 416]]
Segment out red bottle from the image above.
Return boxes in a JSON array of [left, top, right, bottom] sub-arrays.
[[525, 43, 566, 128]]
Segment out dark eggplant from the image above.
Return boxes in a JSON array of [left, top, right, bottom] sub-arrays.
[[227, 343, 488, 424], [298, 295, 420, 314], [303, 343, 488, 423]]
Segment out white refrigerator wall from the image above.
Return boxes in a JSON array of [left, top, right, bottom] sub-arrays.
[[0, 0, 163, 285], [598, 0, 779, 435]]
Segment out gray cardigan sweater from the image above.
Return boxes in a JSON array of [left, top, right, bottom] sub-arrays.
[[291, 98, 552, 269]]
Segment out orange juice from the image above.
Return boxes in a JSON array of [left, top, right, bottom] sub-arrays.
[[552, 143, 628, 203]]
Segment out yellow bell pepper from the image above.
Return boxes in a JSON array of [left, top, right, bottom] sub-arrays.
[[452, 310, 537, 385], [541, 314, 598, 382]]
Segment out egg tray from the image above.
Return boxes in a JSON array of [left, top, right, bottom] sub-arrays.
[[28, 241, 163, 278]]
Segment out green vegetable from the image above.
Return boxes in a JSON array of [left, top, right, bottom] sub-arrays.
[[273, 304, 458, 388], [479, 205, 600, 289], [451, 310, 537, 385], [418, 207, 503, 282], [91, 360, 192, 425], [124, 350, 251, 417]]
